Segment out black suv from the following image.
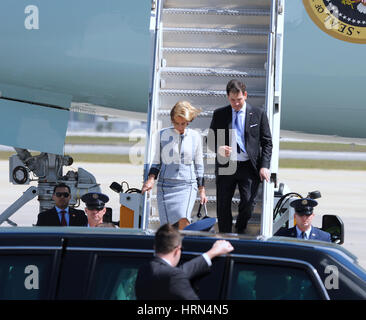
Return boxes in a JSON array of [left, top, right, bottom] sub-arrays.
[[0, 227, 365, 300]]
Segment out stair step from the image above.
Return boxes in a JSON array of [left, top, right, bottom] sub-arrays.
[[158, 89, 265, 113], [159, 95, 265, 112], [150, 194, 241, 204], [160, 88, 265, 97], [163, 7, 270, 16], [162, 47, 267, 69], [158, 109, 213, 117], [159, 89, 265, 104], [160, 67, 266, 91], [161, 67, 266, 77], [164, 0, 271, 10], [163, 27, 268, 50], [163, 8, 270, 29], [165, 27, 269, 36], [149, 187, 264, 206]]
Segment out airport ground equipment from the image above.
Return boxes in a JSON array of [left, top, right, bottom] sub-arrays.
[[109, 181, 143, 228], [0, 148, 101, 225]]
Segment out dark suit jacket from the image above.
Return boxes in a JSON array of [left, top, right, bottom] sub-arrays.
[[36, 207, 87, 226], [135, 255, 210, 300], [275, 226, 331, 242], [209, 103, 272, 174]]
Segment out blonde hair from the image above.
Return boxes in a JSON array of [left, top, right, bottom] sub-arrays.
[[170, 101, 201, 122]]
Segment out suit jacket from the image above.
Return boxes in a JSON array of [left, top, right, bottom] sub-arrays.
[[149, 127, 204, 186], [135, 255, 210, 300], [209, 103, 272, 174], [36, 207, 88, 226], [275, 226, 331, 242]]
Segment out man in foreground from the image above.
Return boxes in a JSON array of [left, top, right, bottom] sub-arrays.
[[135, 223, 234, 300]]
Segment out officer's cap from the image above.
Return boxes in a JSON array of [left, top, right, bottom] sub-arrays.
[[81, 192, 109, 210], [290, 198, 318, 216], [184, 217, 216, 232]]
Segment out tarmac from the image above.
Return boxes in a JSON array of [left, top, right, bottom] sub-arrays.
[[0, 161, 365, 269]]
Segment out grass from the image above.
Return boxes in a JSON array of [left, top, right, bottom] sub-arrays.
[[66, 153, 134, 164], [65, 136, 145, 145], [279, 159, 366, 170], [280, 142, 366, 152], [1, 138, 365, 168], [65, 136, 366, 152]]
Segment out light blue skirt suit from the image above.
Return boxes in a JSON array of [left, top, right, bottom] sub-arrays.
[[148, 127, 205, 225]]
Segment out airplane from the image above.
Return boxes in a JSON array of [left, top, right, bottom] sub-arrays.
[[0, 0, 365, 157], [281, 0, 366, 138], [0, 0, 362, 237]]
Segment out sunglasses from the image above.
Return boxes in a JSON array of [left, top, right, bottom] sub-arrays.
[[55, 192, 70, 198]]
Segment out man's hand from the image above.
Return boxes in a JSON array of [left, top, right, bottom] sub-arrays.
[[259, 167, 271, 182], [205, 240, 234, 260], [218, 145, 232, 158]]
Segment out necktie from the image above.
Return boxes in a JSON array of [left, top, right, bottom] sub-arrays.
[[60, 210, 67, 226], [179, 134, 184, 154], [301, 231, 306, 239], [235, 111, 245, 153]]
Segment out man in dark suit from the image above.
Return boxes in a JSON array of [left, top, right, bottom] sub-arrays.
[[275, 198, 331, 242], [209, 79, 272, 233], [135, 223, 234, 300], [36, 183, 87, 226]]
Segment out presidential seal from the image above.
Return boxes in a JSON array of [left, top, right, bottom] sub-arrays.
[[303, 0, 366, 43]]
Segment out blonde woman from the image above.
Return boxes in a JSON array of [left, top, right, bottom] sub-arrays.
[[142, 101, 208, 230]]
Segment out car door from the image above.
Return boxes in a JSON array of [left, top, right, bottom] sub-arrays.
[[225, 255, 329, 300], [179, 252, 229, 300], [0, 243, 62, 299], [86, 249, 153, 300]]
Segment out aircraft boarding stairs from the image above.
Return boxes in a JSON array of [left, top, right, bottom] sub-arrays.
[[145, 0, 283, 235]]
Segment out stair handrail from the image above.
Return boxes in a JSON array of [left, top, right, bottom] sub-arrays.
[[141, 0, 164, 230], [261, 0, 285, 237]]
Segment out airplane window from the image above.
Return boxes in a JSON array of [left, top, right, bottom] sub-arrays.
[[89, 255, 148, 300], [229, 262, 322, 300], [0, 254, 53, 300]]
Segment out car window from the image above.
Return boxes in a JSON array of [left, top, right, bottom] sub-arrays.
[[0, 254, 54, 300], [88, 254, 149, 300], [229, 262, 322, 300]]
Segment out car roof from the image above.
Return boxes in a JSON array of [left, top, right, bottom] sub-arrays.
[[0, 226, 357, 263]]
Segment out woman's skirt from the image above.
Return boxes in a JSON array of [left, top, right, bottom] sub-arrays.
[[157, 179, 197, 225]]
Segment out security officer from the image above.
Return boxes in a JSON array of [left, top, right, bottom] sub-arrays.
[[81, 192, 109, 227], [275, 198, 331, 242]]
